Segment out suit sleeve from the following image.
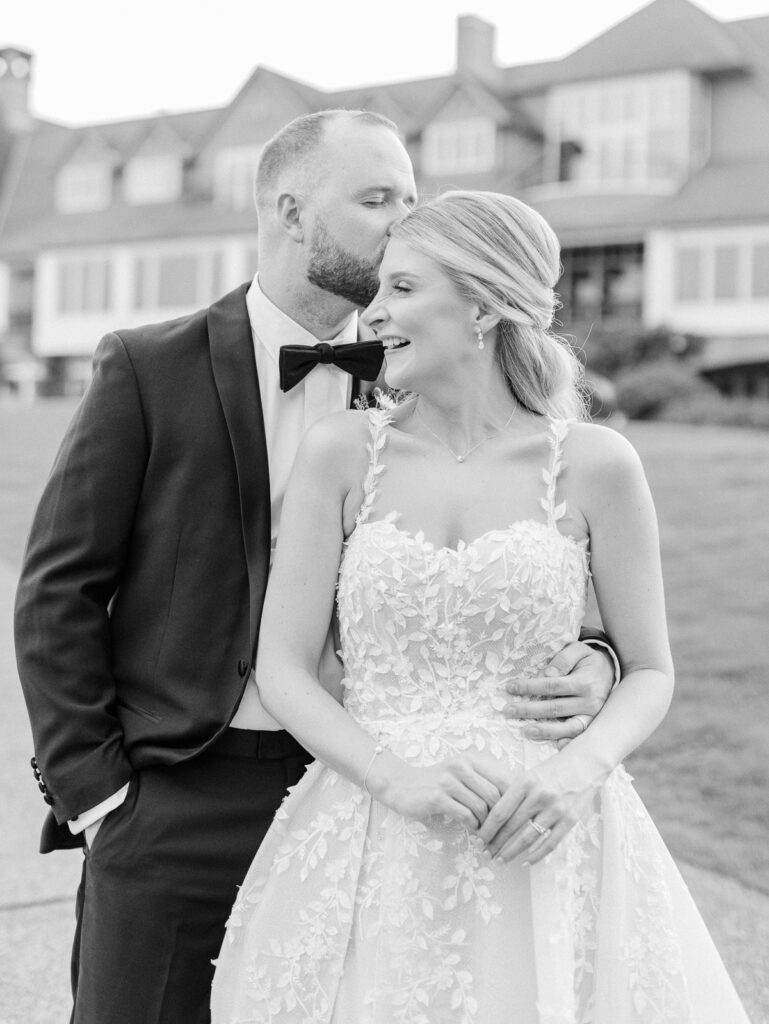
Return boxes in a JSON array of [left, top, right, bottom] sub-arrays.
[[578, 626, 622, 686], [14, 332, 149, 824]]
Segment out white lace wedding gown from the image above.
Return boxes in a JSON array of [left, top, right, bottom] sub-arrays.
[[211, 412, 750, 1024]]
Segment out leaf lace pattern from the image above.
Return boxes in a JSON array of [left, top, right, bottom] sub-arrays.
[[211, 412, 750, 1024]]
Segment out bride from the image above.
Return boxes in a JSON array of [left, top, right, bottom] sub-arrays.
[[211, 191, 750, 1023]]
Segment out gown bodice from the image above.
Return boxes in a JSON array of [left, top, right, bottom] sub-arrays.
[[337, 410, 589, 752]]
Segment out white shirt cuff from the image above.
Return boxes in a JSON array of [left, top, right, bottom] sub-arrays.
[[583, 638, 622, 688], [67, 782, 130, 835]]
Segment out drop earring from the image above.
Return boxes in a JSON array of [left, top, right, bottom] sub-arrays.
[[475, 325, 484, 350]]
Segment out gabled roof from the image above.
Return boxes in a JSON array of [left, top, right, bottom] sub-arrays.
[[653, 159, 769, 225], [332, 74, 454, 137], [729, 13, 769, 56], [523, 190, 664, 246], [125, 118, 195, 160], [497, 60, 560, 96], [547, 0, 748, 84], [60, 127, 122, 166], [2, 0, 769, 257], [0, 198, 259, 258], [0, 120, 73, 240], [334, 87, 415, 135]]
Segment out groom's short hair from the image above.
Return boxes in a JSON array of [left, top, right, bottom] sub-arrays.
[[255, 109, 400, 211]]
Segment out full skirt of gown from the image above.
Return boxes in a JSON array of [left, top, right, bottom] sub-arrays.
[[211, 415, 751, 1023]]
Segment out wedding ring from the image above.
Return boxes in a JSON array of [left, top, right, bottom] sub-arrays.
[[527, 819, 548, 837], [573, 714, 591, 735]]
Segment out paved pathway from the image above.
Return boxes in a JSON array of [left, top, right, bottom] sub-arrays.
[[2, 561, 767, 1024]]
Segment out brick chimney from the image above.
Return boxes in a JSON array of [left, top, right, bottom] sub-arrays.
[[0, 47, 33, 133], [456, 15, 496, 76]]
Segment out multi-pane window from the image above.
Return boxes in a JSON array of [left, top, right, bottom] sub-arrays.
[[558, 244, 643, 323], [548, 72, 696, 188], [123, 155, 183, 204], [713, 246, 739, 300], [752, 244, 769, 299], [213, 146, 263, 210], [674, 235, 769, 304], [421, 118, 496, 175], [675, 248, 702, 302], [57, 258, 112, 313], [133, 251, 222, 310], [56, 162, 113, 213]]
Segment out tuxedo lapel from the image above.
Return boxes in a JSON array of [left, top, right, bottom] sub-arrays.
[[208, 284, 271, 660]]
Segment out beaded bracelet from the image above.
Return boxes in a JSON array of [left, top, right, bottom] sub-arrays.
[[362, 744, 384, 796]]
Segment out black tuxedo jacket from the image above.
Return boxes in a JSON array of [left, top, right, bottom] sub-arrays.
[[15, 284, 277, 849]]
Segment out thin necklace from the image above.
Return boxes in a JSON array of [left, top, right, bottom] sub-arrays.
[[415, 402, 517, 463]]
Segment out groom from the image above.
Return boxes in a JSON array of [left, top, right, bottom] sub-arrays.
[[15, 109, 616, 1024]]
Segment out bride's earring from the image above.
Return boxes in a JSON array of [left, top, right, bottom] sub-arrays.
[[475, 325, 484, 350]]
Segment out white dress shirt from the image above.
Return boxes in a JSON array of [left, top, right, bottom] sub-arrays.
[[229, 277, 356, 729], [70, 275, 356, 835]]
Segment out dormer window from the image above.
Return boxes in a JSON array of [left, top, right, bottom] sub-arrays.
[[546, 71, 701, 190], [124, 154, 183, 205], [213, 146, 264, 210], [55, 162, 113, 213], [421, 118, 496, 175]]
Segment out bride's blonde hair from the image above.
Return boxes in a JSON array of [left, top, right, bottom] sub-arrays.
[[389, 191, 587, 420]]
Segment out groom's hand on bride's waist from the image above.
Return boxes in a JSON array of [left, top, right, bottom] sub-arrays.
[[502, 641, 616, 745]]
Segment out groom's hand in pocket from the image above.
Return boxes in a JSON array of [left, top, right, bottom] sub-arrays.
[[503, 641, 614, 745]]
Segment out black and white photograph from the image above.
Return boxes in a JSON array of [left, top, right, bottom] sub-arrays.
[[1, 1, 768, 1021]]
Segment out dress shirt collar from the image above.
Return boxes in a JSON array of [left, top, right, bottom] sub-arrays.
[[246, 274, 358, 361]]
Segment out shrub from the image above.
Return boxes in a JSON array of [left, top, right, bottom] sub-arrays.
[[661, 393, 769, 431], [615, 360, 715, 420], [575, 325, 704, 379]]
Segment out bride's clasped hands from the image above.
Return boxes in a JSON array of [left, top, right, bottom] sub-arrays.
[[365, 750, 512, 833], [478, 746, 609, 865], [366, 745, 607, 867]]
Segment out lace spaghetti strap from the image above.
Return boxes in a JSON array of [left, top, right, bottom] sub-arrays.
[[354, 409, 392, 528], [539, 418, 571, 529]]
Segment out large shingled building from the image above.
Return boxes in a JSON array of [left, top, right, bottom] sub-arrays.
[[0, 0, 768, 397]]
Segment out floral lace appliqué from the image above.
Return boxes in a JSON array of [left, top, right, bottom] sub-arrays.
[[211, 412, 741, 1024]]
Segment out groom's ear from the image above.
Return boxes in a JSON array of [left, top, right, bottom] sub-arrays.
[[276, 192, 305, 242]]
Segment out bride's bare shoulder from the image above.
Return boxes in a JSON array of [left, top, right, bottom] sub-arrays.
[[563, 421, 647, 498], [294, 410, 371, 475]]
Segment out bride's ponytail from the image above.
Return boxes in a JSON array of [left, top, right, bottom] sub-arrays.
[[390, 191, 587, 420]]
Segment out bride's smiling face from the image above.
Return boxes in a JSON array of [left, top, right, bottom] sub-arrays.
[[363, 238, 481, 392]]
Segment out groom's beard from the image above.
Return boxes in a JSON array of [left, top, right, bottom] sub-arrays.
[[307, 218, 382, 308]]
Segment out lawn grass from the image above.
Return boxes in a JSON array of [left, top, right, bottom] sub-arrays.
[[2, 402, 768, 893], [622, 421, 769, 895]]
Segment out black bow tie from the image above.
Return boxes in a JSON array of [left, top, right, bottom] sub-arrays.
[[279, 340, 384, 392]]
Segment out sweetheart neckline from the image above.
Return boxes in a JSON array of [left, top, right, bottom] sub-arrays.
[[348, 515, 588, 558]]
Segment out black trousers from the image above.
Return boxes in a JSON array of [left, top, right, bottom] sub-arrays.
[[69, 729, 311, 1024]]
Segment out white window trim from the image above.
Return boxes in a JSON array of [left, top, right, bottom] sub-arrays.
[[131, 247, 223, 311], [56, 255, 113, 314], [422, 118, 496, 175], [544, 71, 694, 192], [55, 161, 113, 213], [123, 154, 183, 205], [672, 225, 769, 307], [212, 145, 264, 210]]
